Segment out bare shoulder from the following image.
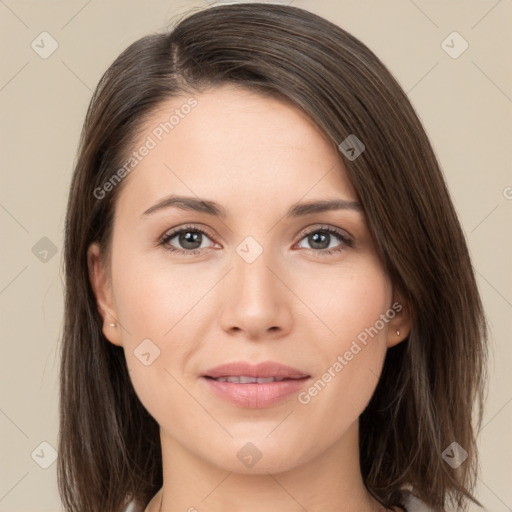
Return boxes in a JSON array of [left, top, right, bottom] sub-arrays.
[[402, 491, 437, 511], [124, 499, 146, 512]]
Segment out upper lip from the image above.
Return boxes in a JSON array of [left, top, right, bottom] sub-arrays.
[[202, 361, 310, 379]]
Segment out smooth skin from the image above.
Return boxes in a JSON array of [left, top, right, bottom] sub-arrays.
[[88, 84, 410, 512]]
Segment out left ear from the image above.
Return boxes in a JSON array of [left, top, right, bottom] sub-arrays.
[[385, 291, 412, 348]]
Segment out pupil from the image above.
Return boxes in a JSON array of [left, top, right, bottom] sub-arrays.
[[180, 231, 201, 249], [310, 231, 329, 249]]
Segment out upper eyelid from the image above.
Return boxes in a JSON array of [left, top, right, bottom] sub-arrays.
[[160, 224, 217, 243], [296, 224, 351, 240]]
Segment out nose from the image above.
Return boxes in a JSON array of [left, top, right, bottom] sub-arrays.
[[218, 245, 293, 340]]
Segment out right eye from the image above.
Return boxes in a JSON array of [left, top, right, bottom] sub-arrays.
[[159, 225, 219, 255]]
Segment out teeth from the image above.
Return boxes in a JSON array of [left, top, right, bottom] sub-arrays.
[[214, 376, 288, 383]]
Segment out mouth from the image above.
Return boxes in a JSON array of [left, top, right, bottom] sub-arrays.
[[201, 361, 311, 408]]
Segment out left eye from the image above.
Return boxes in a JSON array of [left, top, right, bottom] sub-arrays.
[[295, 227, 353, 254]]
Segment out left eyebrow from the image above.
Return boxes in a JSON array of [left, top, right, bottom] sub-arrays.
[[140, 194, 363, 219], [285, 199, 363, 218]]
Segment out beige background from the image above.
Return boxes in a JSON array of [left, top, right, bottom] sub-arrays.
[[0, 1, 511, 510]]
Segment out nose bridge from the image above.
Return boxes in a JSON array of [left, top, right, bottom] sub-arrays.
[[235, 240, 276, 300], [219, 235, 291, 337]]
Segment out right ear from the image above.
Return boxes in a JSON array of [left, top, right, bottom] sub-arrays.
[[87, 242, 123, 347]]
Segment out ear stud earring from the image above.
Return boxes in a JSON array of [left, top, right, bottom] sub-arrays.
[[396, 329, 400, 336], [109, 323, 117, 327]]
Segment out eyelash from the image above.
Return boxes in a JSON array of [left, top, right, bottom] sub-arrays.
[[159, 224, 354, 257]]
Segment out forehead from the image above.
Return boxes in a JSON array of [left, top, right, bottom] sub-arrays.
[[115, 84, 358, 218]]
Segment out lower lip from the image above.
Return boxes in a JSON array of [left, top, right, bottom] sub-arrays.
[[202, 377, 310, 408]]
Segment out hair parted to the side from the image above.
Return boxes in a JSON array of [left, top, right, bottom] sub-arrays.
[[58, 3, 488, 512]]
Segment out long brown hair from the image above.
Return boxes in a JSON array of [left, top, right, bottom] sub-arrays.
[[58, 3, 488, 511]]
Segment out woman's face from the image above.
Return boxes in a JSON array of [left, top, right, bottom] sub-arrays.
[[89, 84, 408, 474]]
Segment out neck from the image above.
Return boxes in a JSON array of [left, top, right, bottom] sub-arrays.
[[145, 420, 387, 512]]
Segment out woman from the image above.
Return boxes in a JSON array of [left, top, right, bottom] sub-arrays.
[[57, 3, 488, 511]]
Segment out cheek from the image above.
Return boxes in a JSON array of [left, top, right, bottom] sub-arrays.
[[293, 261, 392, 424], [295, 259, 392, 345], [111, 246, 208, 341], [109, 249, 199, 403]]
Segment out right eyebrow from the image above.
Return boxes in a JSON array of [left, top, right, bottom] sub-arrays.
[[141, 195, 227, 218]]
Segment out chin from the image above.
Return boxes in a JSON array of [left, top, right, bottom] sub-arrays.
[[202, 435, 314, 476]]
